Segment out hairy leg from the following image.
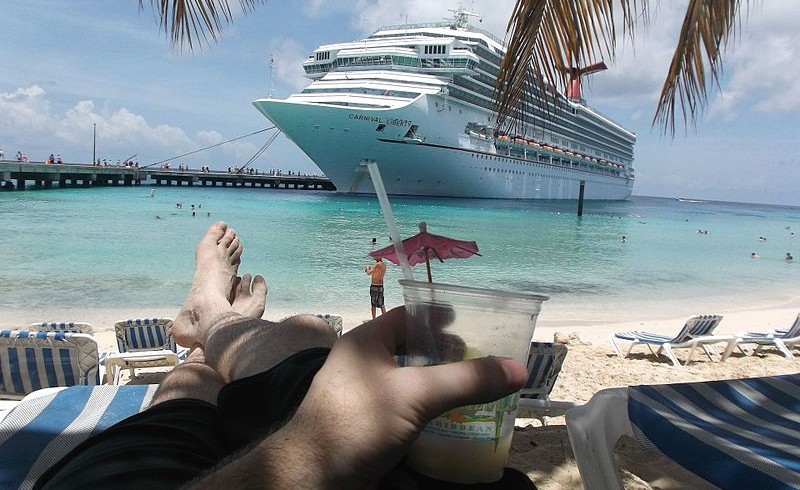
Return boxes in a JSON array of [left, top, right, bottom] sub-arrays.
[[170, 221, 336, 384], [203, 314, 337, 383], [148, 271, 268, 407], [148, 347, 224, 407]]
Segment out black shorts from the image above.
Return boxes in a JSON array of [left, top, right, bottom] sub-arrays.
[[370, 284, 385, 308], [34, 347, 330, 490]]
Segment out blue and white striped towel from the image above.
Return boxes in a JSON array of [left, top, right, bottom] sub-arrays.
[[629, 373, 800, 489], [0, 384, 157, 490]]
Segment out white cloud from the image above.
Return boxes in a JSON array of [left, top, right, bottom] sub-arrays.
[[350, 0, 516, 37], [0, 85, 241, 166], [1, 86, 53, 134]]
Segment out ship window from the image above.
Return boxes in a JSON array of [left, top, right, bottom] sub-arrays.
[[376, 124, 386, 132]]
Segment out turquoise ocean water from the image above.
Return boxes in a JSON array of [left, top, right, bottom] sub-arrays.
[[1, 186, 798, 326]]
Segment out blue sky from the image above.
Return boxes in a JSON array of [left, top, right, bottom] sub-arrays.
[[1, 1, 798, 206]]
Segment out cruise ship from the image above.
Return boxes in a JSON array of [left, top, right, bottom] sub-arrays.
[[253, 8, 635, 200]]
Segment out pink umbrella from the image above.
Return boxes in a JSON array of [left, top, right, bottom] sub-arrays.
[[370, 222, 481, 282]]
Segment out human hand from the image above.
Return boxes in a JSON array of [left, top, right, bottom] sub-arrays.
[[285, 307, 527, 488]]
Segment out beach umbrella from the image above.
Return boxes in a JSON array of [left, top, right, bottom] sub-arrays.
[[370, 222, 481, 282]]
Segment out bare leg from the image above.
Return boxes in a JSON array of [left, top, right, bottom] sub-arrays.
[[148, 270, 267, 407], [371, 306, 376, 319], [171, 222, 337, 385], [148, 346, 224, 407]]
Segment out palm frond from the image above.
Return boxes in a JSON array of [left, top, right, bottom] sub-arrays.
[[495, 0, 643, 132], [653, 0, 743, 134], [140, 0, 265, 50], [497, 0, 753, 136]]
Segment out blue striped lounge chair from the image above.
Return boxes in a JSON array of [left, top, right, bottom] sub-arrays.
[[0, 330, 100, 400], [610, 314, 736, 366], [517, 341, 579, 424], [735, 313, 800, 358], [566, 373, 800, 489], [104, 318, 181, 385], [28, 322, 95, 334], [0, 384, 157, 489]]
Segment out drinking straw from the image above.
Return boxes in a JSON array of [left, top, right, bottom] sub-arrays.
[[362, 159, 414, 280]]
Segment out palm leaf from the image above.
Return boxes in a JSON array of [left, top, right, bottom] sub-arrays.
[[653, 0, 743, 134], [140, 0, 265, 50], [143, 1, 753, 135], [495, 0, 641, 133], [496, 0, 752, 136]]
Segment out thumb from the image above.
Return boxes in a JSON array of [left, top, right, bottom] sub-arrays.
[[410, 357, 527, 419]]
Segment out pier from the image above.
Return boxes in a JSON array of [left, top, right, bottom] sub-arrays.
[[1, 161, 139, 189], [147, 169, 335, 191], [0, 161, 336, 192]]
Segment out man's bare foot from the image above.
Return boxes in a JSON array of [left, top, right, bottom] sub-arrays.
[[172, 222, 243, 347], [232, 273, 268, 318]]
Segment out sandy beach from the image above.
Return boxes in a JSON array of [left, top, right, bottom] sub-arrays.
[[3, 297, 799, 488]]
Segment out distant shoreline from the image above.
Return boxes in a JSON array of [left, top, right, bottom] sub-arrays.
[[4, 289, 798, 347]]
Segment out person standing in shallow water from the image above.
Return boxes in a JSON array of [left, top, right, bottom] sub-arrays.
[[365, 256, 387, 318]]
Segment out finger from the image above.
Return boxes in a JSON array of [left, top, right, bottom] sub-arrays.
[[406, 356, 527, 418], [344, 306, 407, 354]]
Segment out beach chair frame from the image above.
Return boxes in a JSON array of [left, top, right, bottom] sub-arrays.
[[735, 313, 800, 358], [610, 314, 735, 366], [517, 341, 579, 424], [28, 322, 94, 335], [104, 318, 179, 385], [0, 330, 100, 399]]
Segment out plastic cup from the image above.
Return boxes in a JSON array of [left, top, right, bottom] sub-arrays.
[[400, 279, 548, 484]]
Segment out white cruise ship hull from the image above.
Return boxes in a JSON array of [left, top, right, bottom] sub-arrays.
[[253, 96, 634, 200]]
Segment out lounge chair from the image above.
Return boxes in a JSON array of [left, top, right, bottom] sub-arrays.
[[0, 384, 157, 489], [0, 330, 100, 400], [28, 322, 94, 334], [566, 373, 800, 489], [316, 313, 344, 337], [610, 314, 736, 366], [735, 313, 800, 358], [517, 341, 579, 424], [104, 318, 181, 385]]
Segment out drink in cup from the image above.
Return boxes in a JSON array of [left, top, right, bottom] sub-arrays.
[[399, 279, 548, 484]]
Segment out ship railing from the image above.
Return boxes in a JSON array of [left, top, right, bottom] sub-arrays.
[[493, 139, 627, 176], [376, 22, 505, 47]]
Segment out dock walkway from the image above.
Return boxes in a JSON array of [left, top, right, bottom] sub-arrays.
[[0, 161, 336, 192]]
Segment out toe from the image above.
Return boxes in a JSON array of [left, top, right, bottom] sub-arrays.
[[202, 222, 227, 246], [251, 274, 268, 298], [239, 274, 253, 295]]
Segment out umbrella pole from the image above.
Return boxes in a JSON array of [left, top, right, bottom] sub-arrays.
[[426, 257, 432, 283]]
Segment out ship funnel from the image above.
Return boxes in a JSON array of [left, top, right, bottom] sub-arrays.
[[564, 61, 607, 102]]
